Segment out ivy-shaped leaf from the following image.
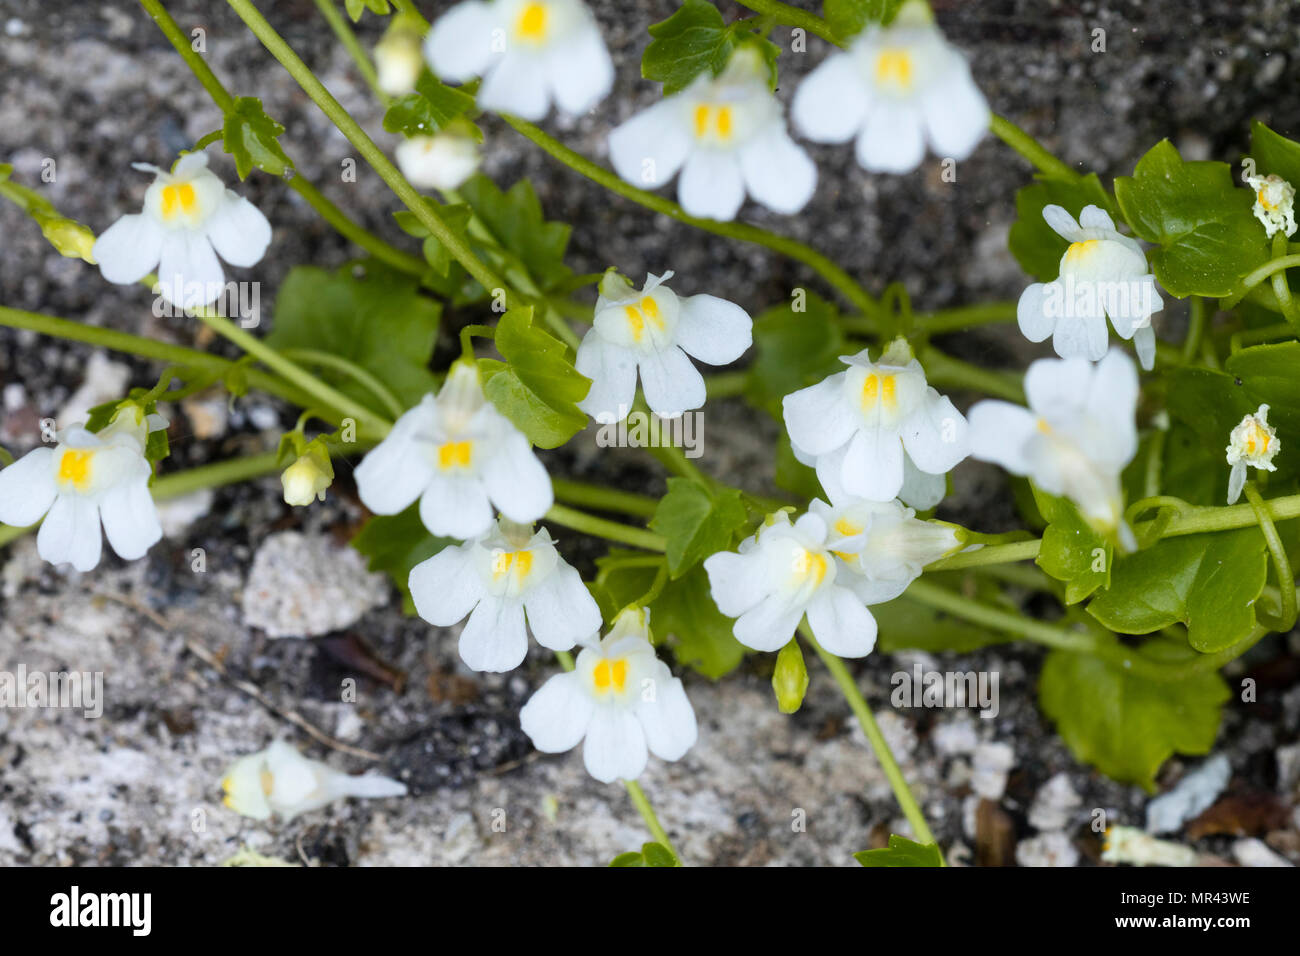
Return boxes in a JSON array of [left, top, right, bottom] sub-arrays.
[[1039, 640, 1231, 791], [651, 566, 747, 679], [1033, 488, 1111, 605], [383, 73, 477, 138], [1248, 120, 1300, 185], [745, 292, 846, 419], [1008, 173, 1118, 282], [824, 0, 906, 41], [1114, 139, 1269, 298], [267, 264, 441, 412], [394, 201, 475, 277], [459, 174, 573, 292], [609, 841, 679, 867], [222, 96, 292, 180], [1086, 528, 1267, 653], [854, 834, 943, 867], [642, 0, 779, 93], [478, 306, 590, 448], [649, 477, 748, 578], [350, 503, 453, 615]]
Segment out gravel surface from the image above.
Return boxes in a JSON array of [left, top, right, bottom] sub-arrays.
[[1, 0, 1298, 866]]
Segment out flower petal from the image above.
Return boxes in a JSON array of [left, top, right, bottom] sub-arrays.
[[635, 669, 697, 762], [703, 549, 766, 616], [782, 373, 857, 457], [920, 65, 989, 160], [98, 466, 161, 561], [856, 103, 925, 174], [481, 431, 553, 524], [37, 494, 102, 572], [157, 231, 226, 307], [419, 471, 494, 538], [678, 148, 745, 221], [92, 214, 164, 284], [523, 562, 600, 651], [204, 193, 272, 267], [733, 591, 805, 652], [738, 122, 817, 215], [839, 426, 904, 501], [575, 332, 638, 421], [901, 390, 969, 474], [520, 671, 594, 753], [546, 23, 613, 115], [354, 399, 437, 515], [478, 50, 550, 119], [1017, 282, 1057, 343], [0, 447, 57, 527], [805, 585, 877, 657], [608, 99, 692, 190], [582, 708, 649, 783], [675, 294, 752, 365], [967, 400, 1037, 474], [638, 345, 704, 418], [409, 543, 485, 625], [792, 52, 869, 143], [458, 596, 529, 672], [424, 0, 496, 81]]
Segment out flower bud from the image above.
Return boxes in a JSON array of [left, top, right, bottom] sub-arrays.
[[772, 638, 809, 714], [38, 215, 97, 263], [374, 15, 424, 97], [281, 446, 333, 506]]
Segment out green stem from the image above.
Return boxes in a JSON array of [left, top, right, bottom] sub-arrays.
[[139, 0, 426, 277], [0, 305, 320, 414], [1239, 253, 1300, 297], [551, 479, 659, 518], [1182, 297, 1206, 364], [543, 504, 666, 552], [193, 310, 392, 438], [226, 0, 519, 308], [802, 626, 941, 854], [280, 347, 406, 419], [624, 780, 680, 860], [1244, 482, 1298, 631], [989, 114, 1080, 181], [313, 0, 387, 102], [735, 0, 838, 43], [920, 347, 1024, 402], [916, 302, 1018, 335], [1268, 233, 1300, 333]]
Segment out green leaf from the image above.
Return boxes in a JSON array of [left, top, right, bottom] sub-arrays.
[[350, 504, 453, 614], [854, 834, 943, 867], [640, 841, 679, 867], [394, 201, 475, 277], [459, 174, 572, 292], [382, 73, 476, 138], [745, 293, 847, 419], [609, 851, 646, 867], [1038, 641, 1230, 791], [478, 306, 589, 448], [649, 477, 748, 578], [1008, 173, 1118, 281], [345, 0, 391, 20], [650, 566, 747, 679], [1114, 139, 1269, 298], [774, 433, 823, 502], [222, 96, 292, 180], [642, 0, 734, 94], [267, 264, 441, 411], [824, 0, 907, 41], [873, 591, 1011, 653], [1248, 121, 1300, 185], [1086, 528, 1267, 652], [1033, 488, 1112, 604]]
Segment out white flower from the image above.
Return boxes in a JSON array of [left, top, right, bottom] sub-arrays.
[[703, 510, 877, 657], [782, 339, 970, 506], [519, 608, 697, 783], [424, 0, 613, 120], [220, 740, 407, 822], [92, 152, 271, 309], [791, 0, 988, 174], [809, 496, 961, 604], [576, 271, 752, 420], [408, 517, 601, 672], [608, 47, 816, 221], [968, 349, 1138, 544], [1017, 204, 1164, 371], [1246, 173, 1297, 239], [354, 361, 553, 540], [1225, 404, 1279, 504], [395, 130, 481, 191], [0, 410, 162, 572]]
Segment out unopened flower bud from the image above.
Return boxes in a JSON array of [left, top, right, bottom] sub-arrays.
[[772, 638, 809, 714], [281, 447, 333, 506]]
